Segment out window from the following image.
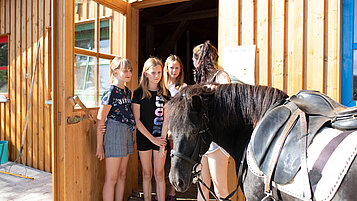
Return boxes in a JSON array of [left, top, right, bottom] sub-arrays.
[[342, 0, 356, 106], [0, 35, 8, 100], [74, 0, 124, 106]]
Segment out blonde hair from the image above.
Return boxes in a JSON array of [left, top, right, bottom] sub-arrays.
[[164, 55, 185, 90], [110, 57, 132, 83], [139, 57, 168, 99]]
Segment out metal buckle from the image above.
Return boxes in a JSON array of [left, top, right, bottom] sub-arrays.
[[262, 190, 276, 201]]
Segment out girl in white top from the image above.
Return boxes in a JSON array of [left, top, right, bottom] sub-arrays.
[[164, 55, 187, 96], [161, 55, 187, 201]]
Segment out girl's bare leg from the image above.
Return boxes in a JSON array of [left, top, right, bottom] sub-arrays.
[[207, 149, 229, 200], [139, 150, 154, 201], [103, 157, 123, 201], [197, 156, 211, 201], [115, 155, 130, 201], [153, 150, 167, 201]]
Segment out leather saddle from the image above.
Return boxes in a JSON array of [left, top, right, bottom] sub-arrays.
[[290, 90, 357, 130], [251, 90, 357, 185]]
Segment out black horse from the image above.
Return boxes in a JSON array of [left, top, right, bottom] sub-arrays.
[[167, 83, 357, 201]]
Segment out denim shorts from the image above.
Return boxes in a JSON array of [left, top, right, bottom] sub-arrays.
[[104, 118, 134, 158]]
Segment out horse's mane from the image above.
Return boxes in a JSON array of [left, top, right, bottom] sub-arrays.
[[212, 84, 288, 128], [166, 83, 288, 135]]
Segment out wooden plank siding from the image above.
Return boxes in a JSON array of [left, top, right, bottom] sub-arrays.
[[0, 0, 343, 201], [52, 0, 138, 200], [0, 0, 52, 172], [218, 0, 341, 101], [218, 1, 340, 201]]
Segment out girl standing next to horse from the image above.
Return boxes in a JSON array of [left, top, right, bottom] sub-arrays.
[[132, 57, 170, 201], [164, 55, 187, 97], [160, 55, 187, 201], [96, 57, 136, 201], [193, 41, 231, 201]]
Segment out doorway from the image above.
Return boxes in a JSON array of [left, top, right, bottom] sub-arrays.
[[138, 0, 218, 84], [136, 0, 218, 199]]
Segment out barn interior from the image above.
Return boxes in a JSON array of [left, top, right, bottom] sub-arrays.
[[137, 0, 218, 198], [138, 0, 218, 84]]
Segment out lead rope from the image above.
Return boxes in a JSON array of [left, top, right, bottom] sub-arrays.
[[193, 147, 245, 201], [193, 162, 219, 201]]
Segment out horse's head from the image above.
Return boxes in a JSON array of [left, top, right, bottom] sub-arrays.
[[167, 85, 214, 192]]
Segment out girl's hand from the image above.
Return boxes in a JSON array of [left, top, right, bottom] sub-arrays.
[[98, 124, 106, 135], [204, 84, 217, 90], [159, 147, 165, 158], [96, 146, 105, 160], [152, 137, 166, 147]]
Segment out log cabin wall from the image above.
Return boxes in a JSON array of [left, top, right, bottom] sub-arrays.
[[0, 0, 52, 172], [218, 0, 341, 101]]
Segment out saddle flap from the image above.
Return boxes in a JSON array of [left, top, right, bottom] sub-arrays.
[[252, 103, 331, 184], [251, 105, 291, 168]]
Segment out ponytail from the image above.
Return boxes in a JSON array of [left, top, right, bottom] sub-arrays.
[[193, 40, 219, 83]]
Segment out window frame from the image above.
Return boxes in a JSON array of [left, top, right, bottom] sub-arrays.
[[342, 0, 356, 106], [74, 1, 118, 107], [0, 34, 9, 101]]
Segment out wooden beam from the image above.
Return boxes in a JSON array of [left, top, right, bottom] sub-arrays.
[[93, 0, 127, 14], [131, 0, 191, 9], [143, 8, 217, 25]]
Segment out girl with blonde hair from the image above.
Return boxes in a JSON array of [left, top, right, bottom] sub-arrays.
[[163, 55, 187, 97], [161, 55, 187, 201], [96, 56, 136, 201], [132, 57, 170, 201]]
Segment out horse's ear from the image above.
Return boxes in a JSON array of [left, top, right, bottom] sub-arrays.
[[189, 95, 202, 124]]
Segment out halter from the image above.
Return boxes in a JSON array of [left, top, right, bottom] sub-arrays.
[[170, 113, 220, 201]]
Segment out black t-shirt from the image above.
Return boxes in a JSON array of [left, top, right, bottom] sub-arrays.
[[132, 87, 169, 139], [101, 85, 135, 130]]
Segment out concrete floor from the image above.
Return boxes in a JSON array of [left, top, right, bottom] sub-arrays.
[[0, 162, 52, 201]]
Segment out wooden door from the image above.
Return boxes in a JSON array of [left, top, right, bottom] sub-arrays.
[[52, 0, 139, 200]]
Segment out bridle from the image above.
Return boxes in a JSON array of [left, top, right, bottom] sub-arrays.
[[170, 112, 243, 201], [170, 113, 220, 201]]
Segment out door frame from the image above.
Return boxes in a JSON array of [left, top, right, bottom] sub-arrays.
[[51, 0, 190, 200]]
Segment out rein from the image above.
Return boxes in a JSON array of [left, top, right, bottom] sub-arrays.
[[171, 126, 219, 201]]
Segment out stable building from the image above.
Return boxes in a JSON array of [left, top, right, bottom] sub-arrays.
[[0, 0, 355, 200]]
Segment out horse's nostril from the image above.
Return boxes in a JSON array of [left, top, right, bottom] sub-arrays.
[[178, 178, 185, 189]]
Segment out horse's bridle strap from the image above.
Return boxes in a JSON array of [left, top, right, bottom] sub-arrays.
[[170, 150, 197, 165]]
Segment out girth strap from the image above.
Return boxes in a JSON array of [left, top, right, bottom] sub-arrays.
[[264, 108, 303, 194], [299, 112, 312, 200]]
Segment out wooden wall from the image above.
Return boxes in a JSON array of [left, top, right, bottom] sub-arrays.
[[218, 1, 341, 201], [218, 0, 341, 101], [53, 0, 138, 200], [0, 0, 52, 172]]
